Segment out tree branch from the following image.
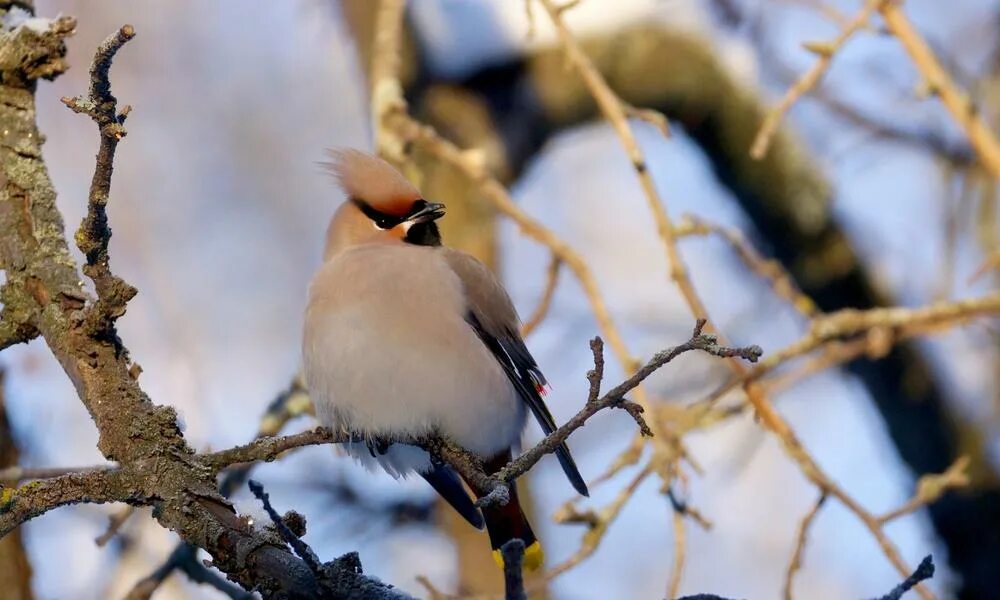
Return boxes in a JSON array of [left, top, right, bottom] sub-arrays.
[[750, 0, 885, 159], [878, 3, 1000, 180], [201, 427, 342, 473], [430, 320, 761, 505], [0, 468, 135, 536], [61, 24, 137, 329]]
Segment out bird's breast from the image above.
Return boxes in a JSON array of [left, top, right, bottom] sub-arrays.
[[303, 247, 525, 461]]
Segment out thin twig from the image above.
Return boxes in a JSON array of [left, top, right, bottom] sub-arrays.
[[873, 555, 935, 600], [877, 457, 970, 524], [520, 254, 561, 337], [968, 247, 1000, 283], [61, 24, 138, 326], [123, 543, 253, 600], [248, 479, 323, 574], [95, 505, 135, 547], [201, 427, 341, 473], [704, 293, 1000, 406], [193, 325, 756, 513], [666, 509, 686, 599], [0, 469, 134, 537], [879, 2, 1000, 179], [674, 214, 818, 318], [451, 321, 760, 504], [750, 0, 886, 159], [784, 492, 828, 600], [545, 465, 652, 581], [537, 0, 701, 323]]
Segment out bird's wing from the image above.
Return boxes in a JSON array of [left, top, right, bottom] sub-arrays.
[[441, 249, 589, 496]]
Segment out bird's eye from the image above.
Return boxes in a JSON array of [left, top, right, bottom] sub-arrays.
[[374, 218, 395, 230]]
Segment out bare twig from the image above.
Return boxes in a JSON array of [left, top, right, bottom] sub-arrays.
[[546, 465, 652, 580], [710, 293, 1000, 402], [201, 427, 341, 472], [249, 479, 323, 573], [124, 543, 253, 600], [537, 0, 701, 323], [623, 102, 671, 138], [94, 505, 134, 547], [750, 0, 886, 159], [61, 24, 138, 327], [968, 247, 1000, 283], [190, 325, 757, 515], [586, 337, 605, 402], [874, 555, 935, 600], [674, 214, 818, 318], [520, 254, 561, 337], [448, 321, 760, 504], [879, 3, 1000, 179], [665, 487, 713, 531], [664, 484, 714, 599], [784, 492, 828, 600], [877, 457, 970, 524], [666, 509, 686, 600]]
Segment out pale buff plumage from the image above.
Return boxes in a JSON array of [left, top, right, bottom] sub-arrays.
[[303, 150, 586, 571], [304, 243, 525, 475]]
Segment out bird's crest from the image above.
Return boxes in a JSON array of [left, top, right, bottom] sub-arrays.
[[323, 149, 421, 217]]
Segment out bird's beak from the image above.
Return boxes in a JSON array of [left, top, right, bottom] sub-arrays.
[[406, 201, 446, 224]]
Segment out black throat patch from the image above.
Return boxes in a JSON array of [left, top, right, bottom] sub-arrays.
[[404, 221, 442, 246]]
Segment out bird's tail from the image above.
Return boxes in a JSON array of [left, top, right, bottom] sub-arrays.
[[481, 481, 544, 572]]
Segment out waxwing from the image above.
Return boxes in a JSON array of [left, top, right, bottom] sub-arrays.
[[303, 149, 588, 571]]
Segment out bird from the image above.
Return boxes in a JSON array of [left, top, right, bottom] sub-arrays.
[[302, 149, 588, 572]]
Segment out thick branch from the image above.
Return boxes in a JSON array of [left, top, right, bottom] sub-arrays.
[[0, 468, 134, 536], [0, 463, 113, 484]]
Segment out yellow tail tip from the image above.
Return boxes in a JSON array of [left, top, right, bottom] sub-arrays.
[[492, 541, 544, 572]]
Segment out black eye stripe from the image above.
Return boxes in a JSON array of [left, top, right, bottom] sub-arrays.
[[352, 198, 403, 229]]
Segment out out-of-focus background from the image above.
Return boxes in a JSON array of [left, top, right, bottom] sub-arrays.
[[1, 0, 999, 598]]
